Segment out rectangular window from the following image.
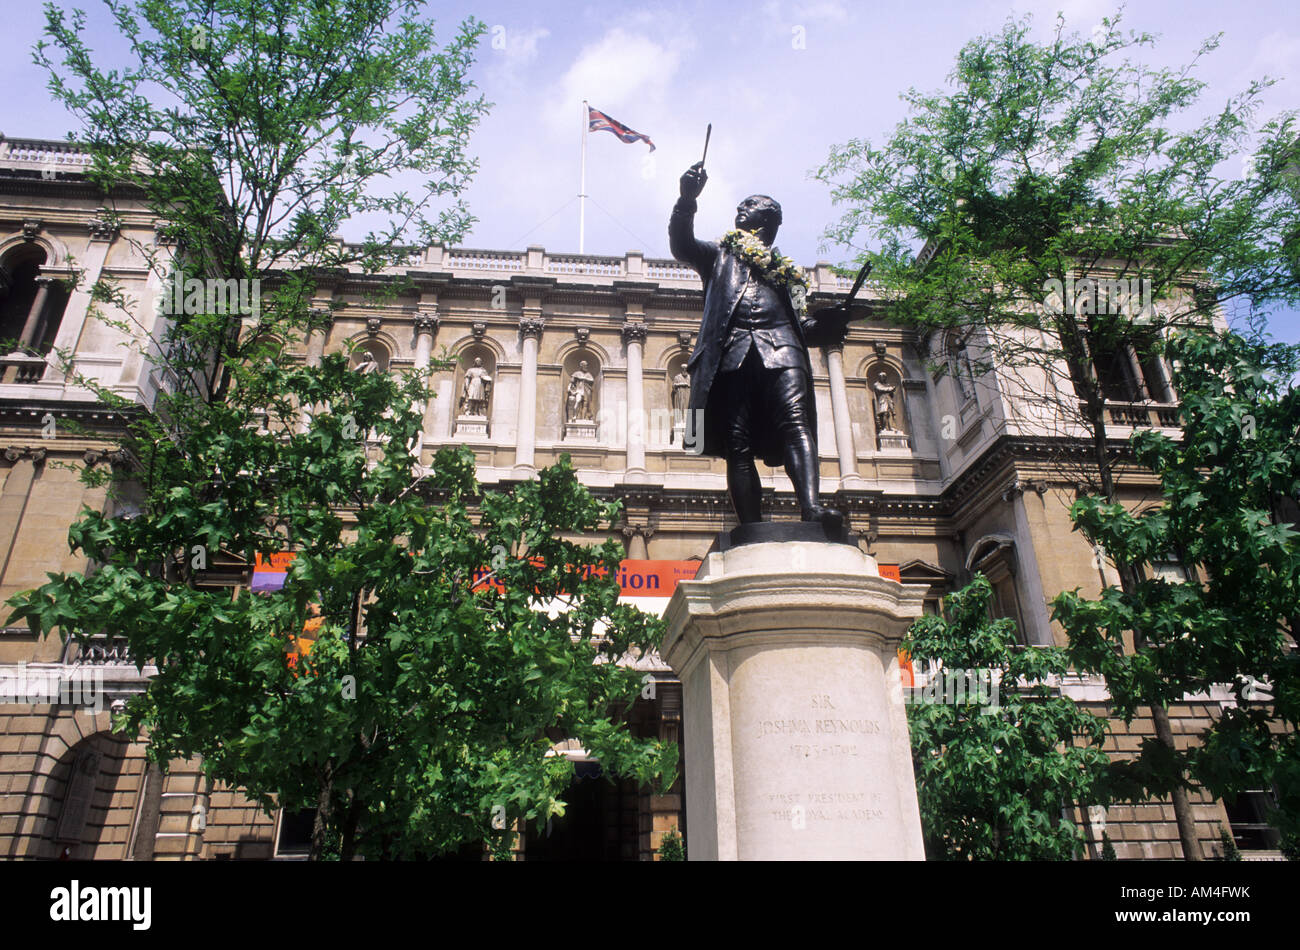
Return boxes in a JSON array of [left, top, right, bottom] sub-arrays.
[[1223, 789, 1281, 851], [274, 808, 314, 859]]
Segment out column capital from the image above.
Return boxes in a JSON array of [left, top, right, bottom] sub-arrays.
[[153, 219, 182, 246], [33, 275, 57, 289], [2, 446, 50, 464], [413, 311, 440, 335], [519, 317, 545, 340], [310, 307, 334, 328], [88, 211, 118, 242], [621, 322, 648, 346], [822, 341, 845, 355]]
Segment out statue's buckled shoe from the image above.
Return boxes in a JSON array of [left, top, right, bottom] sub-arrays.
[[801, 506, 845, 534]]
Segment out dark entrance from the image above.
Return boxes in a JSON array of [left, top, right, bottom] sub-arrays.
[[522, 761, 641, 861]]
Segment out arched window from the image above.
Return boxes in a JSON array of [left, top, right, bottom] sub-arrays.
[[54, 745, 103, 846], [0, 244, 69, 358], [48, 732, 135, 859], [965, 535, 1026, 645]]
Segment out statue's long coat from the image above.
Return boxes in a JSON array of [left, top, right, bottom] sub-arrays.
[[668, 197, 818, 466]]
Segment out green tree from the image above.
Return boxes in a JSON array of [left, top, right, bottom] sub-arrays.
[[903, 575, 1112, 860], [9, 353, 676, 859], [816, 8, 1298, 860], [1056, 329, 1300, 859], [11, 0, 677, 859], [1239, 114, 1300, 294], [36, 0, 489, 398]]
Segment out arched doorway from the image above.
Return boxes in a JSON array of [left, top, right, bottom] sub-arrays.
[[0, 243, 69, 357]]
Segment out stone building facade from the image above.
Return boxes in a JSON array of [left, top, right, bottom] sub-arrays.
[[0, 137, 1278, 860]]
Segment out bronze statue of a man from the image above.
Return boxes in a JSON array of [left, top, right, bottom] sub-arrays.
[[670, 161, 851, 526]]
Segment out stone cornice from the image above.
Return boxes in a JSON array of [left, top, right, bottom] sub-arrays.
[[0, 400, 140, 433], [939, 433, 1162, 514]]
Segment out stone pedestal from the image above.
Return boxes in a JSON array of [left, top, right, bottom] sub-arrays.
[[454, 415, 489, 438], [877, 429, 910, 451], [662, 541, 926, 860], [563, 419, 597, 441]]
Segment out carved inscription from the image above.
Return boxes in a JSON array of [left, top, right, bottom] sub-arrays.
[[755, 695, 880, 740], [767, 791, 888, 823], [753, 694, 889, 824]]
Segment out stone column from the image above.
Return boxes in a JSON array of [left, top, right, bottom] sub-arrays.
[[1152, 354, 1176, 403], [412, 311, 440, 456], [514, 316, 544, 473], [0, 450, 39, 589], [298, 308, 334, 432], [621, 524, 653, 560], [622, 322, 648, 476], [17, 277, 54, 351], [304, 308, 333, 368], [413, 310, 439, 369], [1124, 343, 1149, 401], [823, 343, 861, 486], [42, 213, 115, 382], [662, 541, 927, 860]]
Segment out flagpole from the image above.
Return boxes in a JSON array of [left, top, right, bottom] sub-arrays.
[[579, 99, 588, 253]]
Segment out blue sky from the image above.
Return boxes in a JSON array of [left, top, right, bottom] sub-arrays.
[[3, 0, 1297, 341]]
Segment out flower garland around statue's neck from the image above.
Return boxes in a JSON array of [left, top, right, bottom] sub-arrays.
[[719, 229, 814, 314]]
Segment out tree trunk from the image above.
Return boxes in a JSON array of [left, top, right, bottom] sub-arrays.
[[309, 767, 333, 861], [340, 792, 362, 862], [1149, 702, 1203, 860]]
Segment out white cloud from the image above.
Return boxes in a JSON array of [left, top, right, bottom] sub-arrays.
[[792, 1, 851, 22], [547, 28, 687, 131], [1249, 30, 1300, 79], [482, 25, 551, 87], [983, 0, 1117, 38]]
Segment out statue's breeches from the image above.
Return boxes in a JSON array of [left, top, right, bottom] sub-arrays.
[[714, 348, 815, 460]]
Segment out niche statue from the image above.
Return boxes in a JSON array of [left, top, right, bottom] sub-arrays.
[[566, 360, 595, 423], [459, 357, 493, 417], [873, 371, 899, 434]]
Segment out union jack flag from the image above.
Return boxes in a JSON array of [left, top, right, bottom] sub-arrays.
[[587, 105, 655, 152]]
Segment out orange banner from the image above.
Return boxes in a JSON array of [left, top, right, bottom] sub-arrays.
[[877, 565, 915, 685], [254, 551, 297, 572], [610, 560, 700, 597]]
